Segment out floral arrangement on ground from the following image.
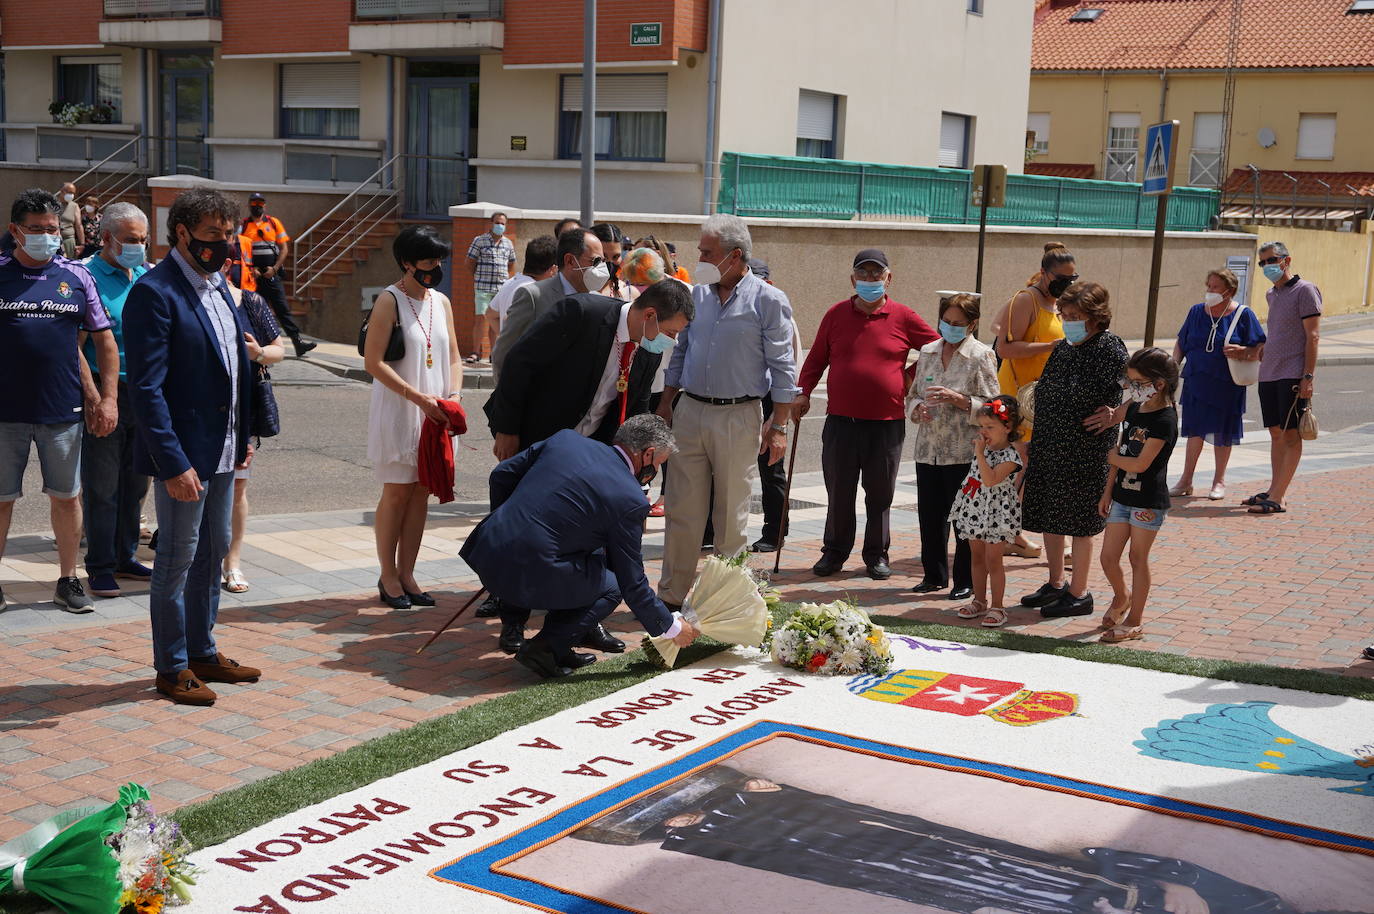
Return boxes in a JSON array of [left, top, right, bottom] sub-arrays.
[[766, 599, 894, 676]]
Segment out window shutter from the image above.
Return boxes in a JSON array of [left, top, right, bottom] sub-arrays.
[[1296, 114, 1336, 159], [561, 74, 667, 113], [1027, 112, 1050, 150], [1192, 112, 1223, 150], [796, 90, 835, 141], [939, 113, 969, 168], [281, 63, 361, 109]]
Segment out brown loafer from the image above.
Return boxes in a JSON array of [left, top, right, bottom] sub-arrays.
[[155, 669, 217, 706], [188, 652, 261, 684]]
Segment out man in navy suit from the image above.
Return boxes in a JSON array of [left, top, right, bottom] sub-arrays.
[[460, 415, 698, 679], [124, 188, 260, 706]]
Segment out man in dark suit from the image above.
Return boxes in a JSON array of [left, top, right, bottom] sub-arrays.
[[483, 279, 695, 655], [124, 188, 260, 706], [460, 417, 698, 679]]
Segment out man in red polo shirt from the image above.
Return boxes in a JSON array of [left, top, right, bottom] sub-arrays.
[[796, 248, 936, 580]]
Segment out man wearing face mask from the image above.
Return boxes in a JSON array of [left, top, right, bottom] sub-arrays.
[[124, 188, 260, 706], [483, 279, 695, 655], [241, 192, 313, 358], [656, 214, 799, 611], [490, 227, 607, 381], [460, 416, 699, 679], [796, 249, 937, 579], [0, 188, 117, 614], [466, 211, 516, 363], [77, 202, 154, 600]]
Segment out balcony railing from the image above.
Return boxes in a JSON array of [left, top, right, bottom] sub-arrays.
[[355, 0, 502, 20], [103, 0, 220, 17]]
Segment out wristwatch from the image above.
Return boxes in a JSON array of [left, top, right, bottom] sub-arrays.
[[770, 423, 788, 433], [1302, 373, 1314, 380]]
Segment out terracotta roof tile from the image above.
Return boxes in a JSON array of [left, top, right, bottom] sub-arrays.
[[1221, 167, 1374, 196], [1033, 0, 1374, 71], [1026, 162, 1099, 178]]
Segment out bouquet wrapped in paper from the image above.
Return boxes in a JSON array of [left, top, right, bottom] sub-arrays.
[[0, 782, 200, 914], [644, 554, 773, 668], [768, 600, 893, 676]]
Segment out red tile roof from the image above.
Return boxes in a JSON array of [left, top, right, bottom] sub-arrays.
[[1033, 0, 1374, 71], [1221, 168, 1374, 197], [1026, 162, 1098, 179]]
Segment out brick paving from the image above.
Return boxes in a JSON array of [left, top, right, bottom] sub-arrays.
[[1, 424, 1372, 842]]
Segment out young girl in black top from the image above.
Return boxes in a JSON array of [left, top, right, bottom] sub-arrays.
[[1094, 348, 1179, 643]]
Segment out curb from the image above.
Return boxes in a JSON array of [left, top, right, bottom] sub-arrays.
[[300, 358, 496, 388]]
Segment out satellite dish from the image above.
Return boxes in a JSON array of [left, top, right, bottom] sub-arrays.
[[1257, 127, 1277, 148]]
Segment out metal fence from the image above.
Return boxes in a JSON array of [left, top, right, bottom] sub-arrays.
[[354, 0, 502, 18], [103, 0, 221, 16], [717, 152, 1220, 232]]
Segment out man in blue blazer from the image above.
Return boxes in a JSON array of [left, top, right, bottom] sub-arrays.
[[124, 188, 261, 706], [460, 416, 698, 679]]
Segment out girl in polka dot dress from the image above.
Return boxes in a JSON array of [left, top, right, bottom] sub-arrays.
[[949, 395, 1024, 628]]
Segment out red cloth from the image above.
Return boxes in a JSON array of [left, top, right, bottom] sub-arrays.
[[616, 340, 637, 425], [797, 297, 937, 420], [418, 398, 468, 504]]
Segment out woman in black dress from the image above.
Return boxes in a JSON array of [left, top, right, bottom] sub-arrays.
[[1020, 281, 1127, 619]]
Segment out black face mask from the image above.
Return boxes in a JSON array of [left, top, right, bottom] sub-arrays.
[[186, 234, 231, 274], [636, 464, 658, 486], [413, 265, 443, 288], [249, 206, 264, 218], [1047, 274, 1075, 298]]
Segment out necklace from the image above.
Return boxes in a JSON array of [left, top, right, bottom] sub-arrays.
[[1203, 300, 1231, 353], [401, 283, 435, 368]]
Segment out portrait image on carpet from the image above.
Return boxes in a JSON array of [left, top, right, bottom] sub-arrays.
[[490, 732, 1374, 914]]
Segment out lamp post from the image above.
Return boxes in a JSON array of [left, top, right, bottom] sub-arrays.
[[579, 0, 596, 226]]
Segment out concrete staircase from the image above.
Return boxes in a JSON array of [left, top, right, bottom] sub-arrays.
[[289, 213, 401, 328]]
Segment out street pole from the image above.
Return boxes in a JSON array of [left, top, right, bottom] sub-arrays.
[[1143, 193, 1169, 348], [975, 194, 989, 296], [580, 0, 596, 227]]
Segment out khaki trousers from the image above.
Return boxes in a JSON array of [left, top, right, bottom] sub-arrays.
[[658, 395, 763, 604]]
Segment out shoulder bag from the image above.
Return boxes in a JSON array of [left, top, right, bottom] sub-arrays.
[[1002, 291, 1040, 422], [1284, 389, 1319, 441], [357, 294, 405, 362], [1222, 304, 1260, 387], [251, 363, 281, 438]]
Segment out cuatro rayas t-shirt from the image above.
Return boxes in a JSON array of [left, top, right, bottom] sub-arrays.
[[0, 252, 110, 424]]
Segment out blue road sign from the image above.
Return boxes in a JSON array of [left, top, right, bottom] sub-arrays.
[[1142, 121, 1178, 196]]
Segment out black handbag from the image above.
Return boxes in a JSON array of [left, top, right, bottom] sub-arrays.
[[251, 363, 281, 438], [357, 308, 405, 361]]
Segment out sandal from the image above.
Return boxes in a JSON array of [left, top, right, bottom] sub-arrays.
[[1246, 498, 1286, 515], [1168, 482, 1193, 497], [648, 502, 665, 518], [1241, 491, 1270, 507], [1004, 541, 1043, 559], [463, 353, 480, 364], [1100, 625, 1143, 643], [956, 599, 988, 620], [222, 568, 249, 593], [1101, 593, 1131, 629], [981, 607, 1009, 628]]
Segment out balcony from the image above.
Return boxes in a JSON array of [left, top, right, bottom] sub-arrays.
[[350, 0, 502, 54], [100, 0, 221, 47]]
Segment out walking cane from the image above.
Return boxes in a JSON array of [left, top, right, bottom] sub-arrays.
[[416, 587, 488, 654], [772, 417, 803, 576]]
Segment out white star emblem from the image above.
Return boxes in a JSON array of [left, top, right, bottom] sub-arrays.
[[925, 684, 999, 705]]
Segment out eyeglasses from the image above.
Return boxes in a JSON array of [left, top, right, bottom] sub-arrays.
[[854, 269, 888, 281], [17, 225, 59, 234], [1259, 256, 1285, 266]]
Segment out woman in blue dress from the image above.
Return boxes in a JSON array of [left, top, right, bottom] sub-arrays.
[[1169, 268, 1265, 500]]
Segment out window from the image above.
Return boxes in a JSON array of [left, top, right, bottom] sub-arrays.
[[1296, 113, 1336, 160], [1069, 7, 1104, 21], [937, 113, 972, 169], [559, 74, 667, 161], [57, 56, 122, 122], [1348, 0, 1374, 13], [281, 62, 361, 139], [796, 90, 838, 158], [967, 0, 983, 13], [1104, 111, 1140, 181], [1188, 112, 1223, 186], [1026, 112, 1050, 156]]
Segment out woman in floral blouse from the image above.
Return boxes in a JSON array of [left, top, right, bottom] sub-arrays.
[[907, 293, 999, 601]]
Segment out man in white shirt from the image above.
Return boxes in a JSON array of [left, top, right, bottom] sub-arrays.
[[489, 235, 558, 331]]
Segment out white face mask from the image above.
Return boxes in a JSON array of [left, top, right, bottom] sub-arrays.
[[693, 251, 734, 286], [1126, 382, 1157, 404], [62, 193, 75, 203], [581, 260, 611, 292], [1203, 292, 1225, 307]]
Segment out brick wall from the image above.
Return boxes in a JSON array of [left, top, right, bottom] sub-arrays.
[[220, 0, 351, 56], [0, 0, 102, 47], [505, 0, 707, 65]]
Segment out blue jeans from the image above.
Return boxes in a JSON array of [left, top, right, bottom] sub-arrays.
[[149, 470, 234, 675], [82, 383, 150, 576]]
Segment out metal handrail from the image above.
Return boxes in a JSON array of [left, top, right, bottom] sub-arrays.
[[68, 133, 147, 189]]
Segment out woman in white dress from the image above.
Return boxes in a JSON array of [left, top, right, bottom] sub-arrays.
[[364, 226, 462, 609]]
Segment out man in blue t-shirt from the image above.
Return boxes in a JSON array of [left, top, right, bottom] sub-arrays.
[[0, 188, 119, 613]]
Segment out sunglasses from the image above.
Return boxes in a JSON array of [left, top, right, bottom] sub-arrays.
[[1259, 256, 1286, 266]]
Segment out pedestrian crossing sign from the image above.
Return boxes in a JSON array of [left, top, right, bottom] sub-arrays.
[[1142, 120, 1179, 195]]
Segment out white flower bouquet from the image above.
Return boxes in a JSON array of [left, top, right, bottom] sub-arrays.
[[767, 600, 893, 676], [644, 553, 773, 668]]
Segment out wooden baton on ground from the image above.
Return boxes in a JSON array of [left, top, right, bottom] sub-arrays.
[[772, 417, 803, 576], [416, 587, 488, 654]]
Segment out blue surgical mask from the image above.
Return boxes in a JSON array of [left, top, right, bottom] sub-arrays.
[[19, 230, 62, 262], [639, 312, 676, 354], [1262, 264, 1285, 282], [938, 320, 967, 345], [854, 280, 886, 303], [1063, 319, 1089, 345], [491, 223, 506, 236], [115, 241, 146, 269]]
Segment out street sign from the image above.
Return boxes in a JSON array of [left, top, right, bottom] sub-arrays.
[[630, 22, 662, 46], [510, 135, 527, 151], [1142, 120, 1179, 196], [970, 164, 1007, 208]]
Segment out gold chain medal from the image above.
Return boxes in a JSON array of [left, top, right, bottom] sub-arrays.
[[615, 376, 629, 393]]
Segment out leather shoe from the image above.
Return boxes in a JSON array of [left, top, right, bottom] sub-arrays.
[[1020, 581, 1067, 608], [948, 586, 974, 601], [498, 621, 526, 655], [155, 670, 217, 706], [475, 596, 501, 618], [580, 623, 625, 653], [911, 581, 944, 594], [515, 642, 570, 679], [751, 539, 778, 554], [1041, 591, 1094, 618], [812, 558, 843, 576], [866, 562, 892, 581], [557, 650, 598, 669], [188, 653, 261, 684], [405, 590, 436, 607]]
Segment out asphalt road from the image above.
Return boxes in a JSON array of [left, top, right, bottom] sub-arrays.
[[8, 360, 1373, 535]]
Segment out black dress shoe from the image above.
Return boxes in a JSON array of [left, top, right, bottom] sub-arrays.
[[515, 642, 568, 679], [911, 581, 945, 594], [1363, 645, 1374, 662], [556, 651, 598, 669], [751, 539, 778, 554], [1020, 581, 1067, 607], [866, 562, 892, 581], [1041, 591, 1095, 618], [294, 340, 318, 358], [812, 558, 843, 576], [581, 623, 626, 653], [404, 590, 436, 607], [475, 596, 501, 618], [948, 586, 974, 601], [498, 621, 526, 655], [377, 579, 411, 610]]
